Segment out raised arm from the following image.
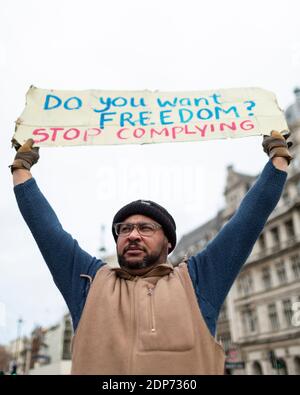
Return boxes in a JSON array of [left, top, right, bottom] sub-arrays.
[[11, 140, 103, 329], [187, 131, 292, 324]]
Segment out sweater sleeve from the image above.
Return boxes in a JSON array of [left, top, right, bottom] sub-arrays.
[[188, 160, 287, 327], [14, 178, 104, 329]]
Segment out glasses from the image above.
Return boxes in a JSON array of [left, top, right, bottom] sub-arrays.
[[114, 222, 162, 237]]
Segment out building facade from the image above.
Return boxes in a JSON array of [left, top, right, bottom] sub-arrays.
[[171, 89, 300, 375], [8, 314, 73, 375], [28, 313, 73, 375]]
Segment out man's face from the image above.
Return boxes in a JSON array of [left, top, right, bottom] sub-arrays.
[[116, 214, 170, 270]]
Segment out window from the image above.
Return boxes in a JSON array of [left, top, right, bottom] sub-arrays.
[[270, 227, 280, 245], [282, 299, 293, 327], [282, 190, 290, 205], [252, 361, 263, 375], [285, 219, 295, 238], [229, 193, 237, 204], [297, 179, 300, 195], [258, 233, 266, 251], [188, 245, 196, 256], [219, 304, 228, 321], [242, 308, 257, 334], [238, 273, 253, 296], [220, 335, 232, 353], [262, 267, 272, 289], [268, 304, 279, 330], [276, 261, 287, 284], [197, 240, 205, 250], [291, 254, 300, 279], [62, 316, 73, 360]]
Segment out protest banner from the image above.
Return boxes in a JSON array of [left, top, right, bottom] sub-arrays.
[[12, 86, 288, 147]]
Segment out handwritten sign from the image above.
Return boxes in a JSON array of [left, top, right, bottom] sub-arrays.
[[13, 86, 288, 147]]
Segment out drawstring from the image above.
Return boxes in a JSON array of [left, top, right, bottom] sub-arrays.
[[80, 274, 93, 285]]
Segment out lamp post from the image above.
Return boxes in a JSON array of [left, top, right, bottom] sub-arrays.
[[99, 224, 107, 260], [13, 317, 23, 374]]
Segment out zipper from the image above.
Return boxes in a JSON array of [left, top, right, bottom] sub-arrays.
[[147, 287, 156, 333], [128, 278, 138, 374]]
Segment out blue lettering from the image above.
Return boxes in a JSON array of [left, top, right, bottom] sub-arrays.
[[160, 110, 174, 125], [139, 111, 152, 126], [179, 98, 192, 106], [179, 108, 193, 123], [93, 96, 146, 113], [120, 112, 135, 127], [93, 97, 112, 113], [64, 97, 82, 110], [194, 97, 209, 106], [210, 93, 222, 105], [197, 108, 214, 120], [215, 106, 239, 119], [157, 98, 178, 107], [112, 97, 127, 107], [99, 112, 117, 128], [44, 94, 62, 110], [131, 97, 146, 108]]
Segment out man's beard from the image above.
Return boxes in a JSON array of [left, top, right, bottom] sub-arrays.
[[117, 250, 163, 270]]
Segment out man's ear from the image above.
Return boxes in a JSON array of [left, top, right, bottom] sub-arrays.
[[167, 242, 172, 249]]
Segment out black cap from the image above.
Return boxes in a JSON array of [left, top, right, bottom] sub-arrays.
[[112, 199, 176, 253]]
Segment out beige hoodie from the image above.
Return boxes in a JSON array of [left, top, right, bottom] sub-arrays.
[[71, 261, 225, 375]]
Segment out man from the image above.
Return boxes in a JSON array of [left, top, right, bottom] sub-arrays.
[[11, 131, 292, 374]]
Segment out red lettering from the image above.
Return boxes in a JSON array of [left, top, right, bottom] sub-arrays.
[[171, 127, 184, 139], [31, 121, 256, 145], [220, 122, 237, 131], [83, 128, 102, 142], [194, 125, 207, 137], [150, 128, 169, 138], [50, 128, 64, 141], [32, 128, 49, 142], [240, 120, 255, 130], [64, 128, 80, 140], [117, 128, 129, 139], [184, 125, 196, 134], [133, 128, 146, 138]]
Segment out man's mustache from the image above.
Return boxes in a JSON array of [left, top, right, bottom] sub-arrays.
[[124, 244, 146, 253]]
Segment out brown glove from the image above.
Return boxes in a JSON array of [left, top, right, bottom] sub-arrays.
[[262, 130, 293, 165], [9, 138, 40, 174]]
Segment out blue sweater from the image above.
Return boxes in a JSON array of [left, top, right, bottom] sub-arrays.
[[14, 160, 287, 337]]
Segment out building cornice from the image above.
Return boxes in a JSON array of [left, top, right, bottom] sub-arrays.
[[237, 331, 300, 347]]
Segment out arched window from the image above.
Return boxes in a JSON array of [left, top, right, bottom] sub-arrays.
[[294, 356, 300, 375], [252, 361, 263, 375], [277, 358, 288, 375]]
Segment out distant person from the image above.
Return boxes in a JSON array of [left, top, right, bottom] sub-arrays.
[[10, 131, 292, 374]]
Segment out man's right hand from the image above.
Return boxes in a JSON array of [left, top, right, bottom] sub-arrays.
[[9, 138, 40, 174]]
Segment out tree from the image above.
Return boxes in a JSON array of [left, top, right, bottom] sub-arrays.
[[0, 345, 12, 373]]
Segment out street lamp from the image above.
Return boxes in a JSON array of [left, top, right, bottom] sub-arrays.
[[13, 317, 23, 374], [99, 224, 107, 260]]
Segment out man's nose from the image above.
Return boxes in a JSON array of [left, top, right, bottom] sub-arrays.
[[128, 226, 141, 239]]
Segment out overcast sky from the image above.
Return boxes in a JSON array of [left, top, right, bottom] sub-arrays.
[[1, 0, 299, 345]]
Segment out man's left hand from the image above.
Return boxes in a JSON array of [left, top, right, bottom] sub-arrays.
[[262, 130, 293, 165]]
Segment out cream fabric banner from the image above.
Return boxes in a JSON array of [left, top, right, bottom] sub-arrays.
[[13, 86, 288, 147]]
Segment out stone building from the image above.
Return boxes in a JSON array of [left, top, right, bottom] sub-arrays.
[[28, 314, 72, 375], [171, 88, 300, 375]]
